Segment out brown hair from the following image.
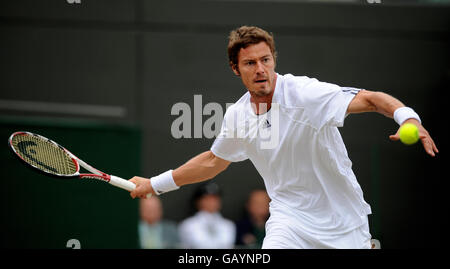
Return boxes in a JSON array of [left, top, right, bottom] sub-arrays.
[[227, 26, 277, 70]]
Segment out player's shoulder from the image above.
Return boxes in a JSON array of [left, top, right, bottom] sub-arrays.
[[224, 91, 250, 114], [280, 73, 342, 101], [235, 91, 251, 105], [277, 73, 317, 106], [280, 73, 316, 86]]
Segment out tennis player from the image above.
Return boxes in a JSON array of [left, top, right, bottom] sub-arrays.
[[130, 26, 438, 249]]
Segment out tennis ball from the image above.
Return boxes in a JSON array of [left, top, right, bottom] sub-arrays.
[[399, 123, 419, 145]]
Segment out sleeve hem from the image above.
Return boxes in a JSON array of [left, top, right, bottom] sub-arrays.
[[335, 91, 359, 127], [210, 144, 247, 163]]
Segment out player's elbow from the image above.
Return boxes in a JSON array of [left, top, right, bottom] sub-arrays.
[[348, 90, 377, 114], [361, 90, 379, 112], [204, 151, 230, 179]]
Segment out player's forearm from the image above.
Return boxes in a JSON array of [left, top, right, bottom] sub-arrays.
[[172, 151, 230, 187], [129, 151, 230, 198], [367, 91, 405, 118], [349, 90, 405, 118]]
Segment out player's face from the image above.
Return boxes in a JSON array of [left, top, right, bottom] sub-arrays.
[[233, 42, 276, 97]]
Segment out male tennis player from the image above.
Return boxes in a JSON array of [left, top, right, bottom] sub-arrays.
[[130, 26, 438, 248]]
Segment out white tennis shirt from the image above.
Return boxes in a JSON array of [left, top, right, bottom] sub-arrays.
[[211, 73, 372, 235]]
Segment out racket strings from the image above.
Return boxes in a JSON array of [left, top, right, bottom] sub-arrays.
[[11, 134, 77, 176]]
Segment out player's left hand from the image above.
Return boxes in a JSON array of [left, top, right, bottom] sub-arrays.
[[129, 176, 154, 198], [389, 118, 439, 157]]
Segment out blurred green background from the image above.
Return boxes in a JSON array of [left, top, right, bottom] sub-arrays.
[[1, 118, 141, 248]]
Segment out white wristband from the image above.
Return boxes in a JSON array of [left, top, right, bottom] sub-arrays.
[[393, 107, 421, 125], [150, 170, 179, 195]]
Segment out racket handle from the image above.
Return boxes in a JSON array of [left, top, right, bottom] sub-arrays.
[[110, 175, 152, 198]]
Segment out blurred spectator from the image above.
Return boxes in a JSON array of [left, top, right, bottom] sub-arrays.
[[138, 196, 179, 249], [371, 239, 381, 249], [178, 182, 236, 249], [235, 189, 270, 248]]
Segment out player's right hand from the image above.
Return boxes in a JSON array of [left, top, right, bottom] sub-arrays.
[[129, 176, 153, 199]]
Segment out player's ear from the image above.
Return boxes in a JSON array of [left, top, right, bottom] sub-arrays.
[[230, 62, 240, 76]]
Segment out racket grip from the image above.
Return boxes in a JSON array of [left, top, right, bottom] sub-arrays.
[[110, 175, 152, 198]]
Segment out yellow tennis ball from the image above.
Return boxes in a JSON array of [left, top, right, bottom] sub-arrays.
[[399, 123, 419, 145]]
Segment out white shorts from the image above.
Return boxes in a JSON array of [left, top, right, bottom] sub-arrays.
[[262, 215, 372, 249]]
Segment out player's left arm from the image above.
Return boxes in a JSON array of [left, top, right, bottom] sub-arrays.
[[347, 90, 438, 157]]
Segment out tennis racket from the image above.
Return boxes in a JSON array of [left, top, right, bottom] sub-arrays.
[[8, 131, 150, 197]]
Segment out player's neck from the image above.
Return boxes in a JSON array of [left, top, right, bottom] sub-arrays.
[[249, 77, 276, 115]]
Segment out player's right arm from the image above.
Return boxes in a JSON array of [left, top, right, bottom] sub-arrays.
[[347, 90, 438, 157], [129, 151, 231, 198]]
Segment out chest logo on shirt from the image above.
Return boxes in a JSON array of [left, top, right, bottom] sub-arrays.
[[263, 119, 271, 129], [242, 103, 280, 150]]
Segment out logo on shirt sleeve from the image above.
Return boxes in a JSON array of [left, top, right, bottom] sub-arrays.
[[341, 87, 361, 95]]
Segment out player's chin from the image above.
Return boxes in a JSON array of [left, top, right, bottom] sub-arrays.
[[252, 86, 271, 96]]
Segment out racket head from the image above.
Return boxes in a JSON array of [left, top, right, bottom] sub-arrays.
[[8, 131, 80, 178]]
